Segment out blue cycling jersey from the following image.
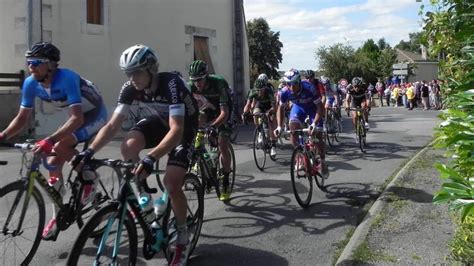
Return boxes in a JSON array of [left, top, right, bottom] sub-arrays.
[[279, 80, 321, 110], [21, 68, 103, 113]]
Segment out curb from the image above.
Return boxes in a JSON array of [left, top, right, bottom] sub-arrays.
[[335, 141, 435, 265]]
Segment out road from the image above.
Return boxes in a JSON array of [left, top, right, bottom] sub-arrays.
[[0, 107, 440, 265]]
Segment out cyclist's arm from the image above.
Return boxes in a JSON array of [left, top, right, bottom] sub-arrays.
[[242, 99, 252, 114], [147, 115, 184, 160], [211, 105, 229, 127], [48, 105, 84, 143], [89, 111, 126, 152], [314, 101, 324, 125], [1, 108, 32, 140], [345, 92, 351, 108]]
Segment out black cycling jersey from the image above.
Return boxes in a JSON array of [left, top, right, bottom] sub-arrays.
[[346, 84, 368, 101], [115, 72, 198, 126]]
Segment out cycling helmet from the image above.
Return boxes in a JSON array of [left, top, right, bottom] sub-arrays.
[[257, 73, 269, 84], [25, 42, 60, 61], [352, 77, 362, 86], [188, 60, 208, 80], [320, 76, 330, 85], [120, 44, 158, 72], [283, 68, 301, 84], [305, 70, 315, 79], [254, 78, 266, 89]]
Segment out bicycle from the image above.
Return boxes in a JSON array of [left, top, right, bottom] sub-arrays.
[[324, 107, 342, 147], [249, 113, 277, 171], [0, 141, 120, 265], [289, 128, 325, 208], [348, 107, 368, 152], [188, 127, 236, 200], [67, 158, 204, 265], [121, 101, 154, 131]]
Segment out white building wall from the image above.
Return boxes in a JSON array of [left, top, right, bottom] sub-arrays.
[[0, 0, 248, 135]]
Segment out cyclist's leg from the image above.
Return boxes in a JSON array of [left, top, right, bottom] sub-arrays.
[[218, 124, 232, 174], [122, 116, 165, 162], [252, 107, 262, 126], [288, 105, 305, 147]]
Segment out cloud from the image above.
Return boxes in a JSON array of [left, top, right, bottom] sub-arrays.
[[244, 0, 425, 70]]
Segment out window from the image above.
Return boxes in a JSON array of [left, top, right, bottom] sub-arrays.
[[87, 0, 103, 25], [194, 36, 215, 74]]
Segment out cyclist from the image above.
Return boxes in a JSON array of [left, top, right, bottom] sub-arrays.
[[257, 73, 275, 94], [322, 77, 342, 126], [345, 77, 370, 131], [242, 77, 277, 157], [274, 69, 328, 177], [72, 44, 198, 266], [187, 60, 233, 201], [0, 42, 107, 241], [305, 70, 326, 104]]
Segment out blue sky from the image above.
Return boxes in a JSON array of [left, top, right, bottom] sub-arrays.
[[243, 0, 430, 71]]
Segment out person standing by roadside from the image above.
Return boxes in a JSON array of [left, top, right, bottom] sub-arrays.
[[384, 85, 391, 107], [431, 79, 441, 109], [392, 84, 400, 107], [406, 83, 415, 110], [421, 80, 430, 110], [375, 78, 385, 107]]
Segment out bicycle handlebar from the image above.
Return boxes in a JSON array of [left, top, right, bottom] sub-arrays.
[[13, 143, 58, 171]]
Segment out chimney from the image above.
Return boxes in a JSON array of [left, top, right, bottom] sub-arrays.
[[421, 45, 427, 60]]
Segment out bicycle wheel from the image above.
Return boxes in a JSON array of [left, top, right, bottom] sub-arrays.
[[325, 112, 334, 147], [155, 163, 166, 192], [165, 173, 204, 261], [230, 123, 239, 143], [121, 110, 136, 131], [217, 142, 236, 194], [311, 150, 325, 191], [360, 117, 367, 147], [357, 119, 365, 152], [290, 147, 313, 208], [253, 127, 266, 171], [67, 202, 138, 265], [76, 165, 122, 234], [0, 181, 45, 265]]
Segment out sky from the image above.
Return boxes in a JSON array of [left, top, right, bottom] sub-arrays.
[[243, 0, 430, 71]]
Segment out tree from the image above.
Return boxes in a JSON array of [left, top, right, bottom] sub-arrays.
[[377, 38, 390, 50], [247, 18, 283, 84], [395, 32, 423, 53], [316, 43, 355, 82]]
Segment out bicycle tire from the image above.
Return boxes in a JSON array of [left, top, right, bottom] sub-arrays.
[[75, 165, 122, 236], [230, 124, 239, 143], [67, 202, 138, 265], [253, 127, 266, 171], [357, 119, 365, 152], [290, 147, 313, 208], [155, 163, 166, 192], [164, 173, 204, 261], [325, 111, 334, 147], [0, 181, 45, 265]]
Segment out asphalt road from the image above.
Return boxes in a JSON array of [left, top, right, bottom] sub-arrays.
[[0, 106, 440, 265]]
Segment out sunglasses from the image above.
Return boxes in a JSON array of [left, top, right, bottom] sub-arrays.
[[27, 58, 49, 67], [191, 77, 206, 83], [125, 69, 147, 78]]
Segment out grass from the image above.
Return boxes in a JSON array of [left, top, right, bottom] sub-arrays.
[[352, 239, 398, 263], [332, 227, 356, 265]]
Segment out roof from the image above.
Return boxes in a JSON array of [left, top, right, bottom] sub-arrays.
[[395, 49, 438, 63]]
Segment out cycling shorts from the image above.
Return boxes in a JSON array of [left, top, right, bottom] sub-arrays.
[[201, 108, 233, 139], [326, 97, 337, 107], [131, 115, 197, 169], [289, 104, 323, 128], [74, 105, 107, 143]]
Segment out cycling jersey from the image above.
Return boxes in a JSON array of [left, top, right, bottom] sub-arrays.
[[279, 80, 323, 127], [346, 84, 368, 107], [248, 86, 275, 106], [188, 74, 232, 113], [21, 68, 103, 113], [115, 72, 198, 127], [21, 68, 107, 142], [309, 79, 326, 96]]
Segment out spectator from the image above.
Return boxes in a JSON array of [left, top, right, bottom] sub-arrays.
[[421, 80, 430, 110], [384, 85, 391, 107], [392, 84, 400, 107], [376, 79, 385, 107], [414, 81, 421, 108], [406, 83, 415, 110], [432, 79, 441, 109]]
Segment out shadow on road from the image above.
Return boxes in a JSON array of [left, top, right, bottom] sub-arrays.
[[191, 243, 289, 266]]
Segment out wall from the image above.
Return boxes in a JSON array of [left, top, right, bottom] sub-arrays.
[[0, 0, 249, 136]]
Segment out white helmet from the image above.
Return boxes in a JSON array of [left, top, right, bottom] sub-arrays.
[[283, 68, 301, 84], [257, 73, 269, 83], [119, 44, 158, 72]]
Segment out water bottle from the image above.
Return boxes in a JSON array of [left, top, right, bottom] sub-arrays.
[[153, 191, 169, 219], [209, 147, 218, 168], [151, 221, 163, 250], [139, 192, 154, 224]]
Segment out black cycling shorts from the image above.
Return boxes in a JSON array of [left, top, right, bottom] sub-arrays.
[[131, 115, 197, 169]]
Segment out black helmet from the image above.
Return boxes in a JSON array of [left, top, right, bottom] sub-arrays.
[[188, 60, 208, 80], [305, 70, 315, 79], [25, 42, 60, 61], [352, 77, 362, 86]]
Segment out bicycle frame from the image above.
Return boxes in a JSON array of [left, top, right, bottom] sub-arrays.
[[293, 129, 320, 176], [192, 129, 220, 194]]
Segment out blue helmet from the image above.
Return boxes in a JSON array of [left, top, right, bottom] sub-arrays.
[[283, 68, 301, 84]]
